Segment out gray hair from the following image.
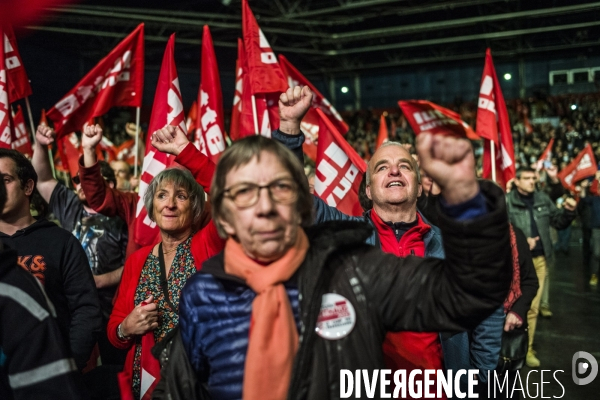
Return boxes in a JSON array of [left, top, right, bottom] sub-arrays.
[[143, 168, 206, 232], [366, 141, 421, 185], [210, 135, 313, 239]]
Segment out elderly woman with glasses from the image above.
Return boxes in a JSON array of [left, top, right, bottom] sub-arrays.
[[171, 128, 512, 400], [107, 165, 225, 400]]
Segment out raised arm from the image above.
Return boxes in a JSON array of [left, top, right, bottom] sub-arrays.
[[79, 124, 137, 222], [363, 134, 510, 332], [31, 125, 58, 203], [151, 125, 215, 192]]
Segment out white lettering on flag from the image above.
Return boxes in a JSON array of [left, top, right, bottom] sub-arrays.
[[315, 142, 359, 207]]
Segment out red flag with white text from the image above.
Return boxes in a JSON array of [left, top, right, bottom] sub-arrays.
[[47, 23, 144, 138], [230, 55, 242, 141], [279, 55, 348, 135], [3, 25, 32, 102], [314, 109, 366, 217], [198, 25, 226, 163], [242, 0, 287, 95], [135, 34, 186, 247], [11, 105, 32, 156], [557, 144, 597, 191], [477, 48, 515, 190], [0, 26, 11, 149], [398, 100, 478, 139]]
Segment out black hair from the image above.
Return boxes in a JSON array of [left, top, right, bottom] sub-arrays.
[[0, 148, 49, 218], [516, 166, 536, 179]]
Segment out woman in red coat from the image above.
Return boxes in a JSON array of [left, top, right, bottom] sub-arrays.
[[108, 164, 224, 400]]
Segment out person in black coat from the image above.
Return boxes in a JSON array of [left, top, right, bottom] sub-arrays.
[[0, 180, 88, 400]]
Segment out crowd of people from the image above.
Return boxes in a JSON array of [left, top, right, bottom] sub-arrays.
[[0, 85, 596, 400], [343, 93, 600, 171]]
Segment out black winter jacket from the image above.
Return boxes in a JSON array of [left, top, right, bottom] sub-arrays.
[[181, 181, 512, 399], [0, 219, 102, 370]]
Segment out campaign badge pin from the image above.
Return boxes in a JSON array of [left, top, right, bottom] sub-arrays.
[[315, 293, 356, 340]]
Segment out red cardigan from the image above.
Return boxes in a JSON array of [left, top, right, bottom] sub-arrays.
[[107, 220, 224, 350], [79, 143, 216, 258]]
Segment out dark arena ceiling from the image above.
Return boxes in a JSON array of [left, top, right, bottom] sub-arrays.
[[21, 0, 600, 80]]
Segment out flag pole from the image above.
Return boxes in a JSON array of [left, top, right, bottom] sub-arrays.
[[24, 97, 36, 142], [251, 95, 259, 134], [134, 106, 140, 177], [490, 140, 497, 182]]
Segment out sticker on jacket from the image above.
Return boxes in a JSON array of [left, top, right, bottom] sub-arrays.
[[315, 293, 356, 340]]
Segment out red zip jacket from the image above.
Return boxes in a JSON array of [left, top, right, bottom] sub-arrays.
[[370, 208, 446, 400]]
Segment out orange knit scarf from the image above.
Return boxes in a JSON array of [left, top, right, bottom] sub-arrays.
[[224, 230, 309, 400]]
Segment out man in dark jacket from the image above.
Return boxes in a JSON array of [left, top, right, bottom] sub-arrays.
[[0, 180, 88, 400], [0, 149, 102, 371], [272, 86, 502, 391], [506, 166, 576, 367]]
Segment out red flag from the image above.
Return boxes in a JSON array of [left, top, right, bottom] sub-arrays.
[[557, 144, 598, 191], [376, 114, 388, 150], [477, 48, 515, 190], [398, 100, 478, 140], [139, 333, 160, 400], [135, 34, 186, 247], [57, 132, 82, 179], [47, 24, 144, 138], [3, 25, 32, 102], [236, 37, 265, 138], [299, 108, 319, 161], [11, 105, 32, 157], [39, 108, 47, 126], [0, 26, 10, 149], [242, 0, 287, 95], [278, 55, 348, 135], [186, 100, 198, 138], [198, 25, 226, 163], [314, 109, 366, 217], [536, 138, 555, 170], [230, 55, 243, 141]]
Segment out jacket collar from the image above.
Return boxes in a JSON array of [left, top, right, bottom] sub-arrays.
[[201, 221, 374, 283], [364, 209, 444, 258]]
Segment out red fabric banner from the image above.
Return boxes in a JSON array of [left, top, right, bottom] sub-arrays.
[[536, 138, 555, 170], [230, 55, 243, 141], [398, 100, 478, 140], [198, 25, 226, 163], [135, 33, 185, 247], [11, 105, 32, 157], [376, 114, 388, 150], [242, 0, 288, 95], [57, 132, 82, 179], [477, 48, 515, 190], [314, 109, 366, 217], [557, 144, 598, 191], [186, 100, 198, 141], [0, 25, 10, 149], [3, 25, 32, 102], [47, 24, 144, 138]]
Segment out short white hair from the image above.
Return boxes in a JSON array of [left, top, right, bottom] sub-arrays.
[[366, 142, 421, 185]]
